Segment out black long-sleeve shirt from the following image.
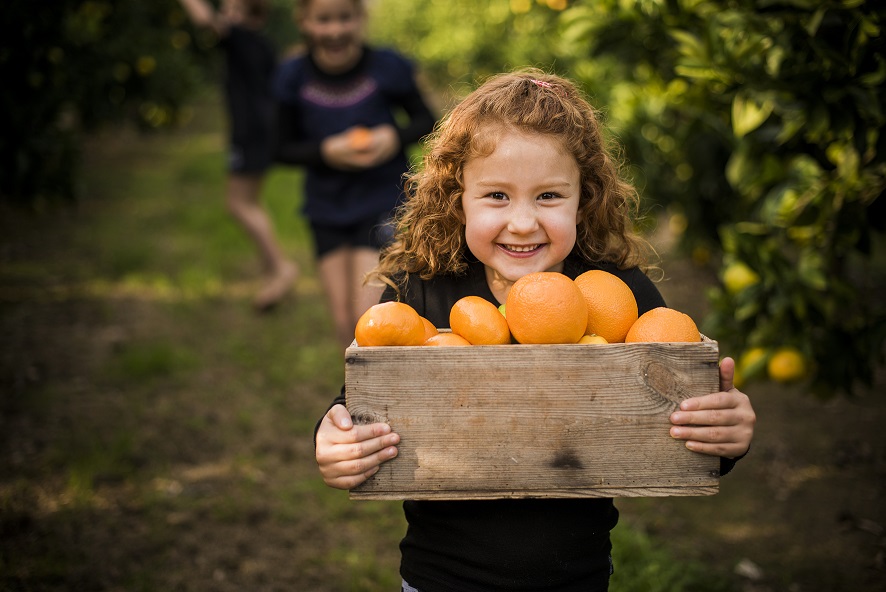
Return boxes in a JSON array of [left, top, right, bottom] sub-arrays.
[[322, 255, 741, 591]]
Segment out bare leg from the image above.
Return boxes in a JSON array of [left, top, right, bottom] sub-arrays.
[[351, 246, 384, 326], [225, 173, 298, 310], [317, 247, 354, 349], [317, 246, 382, 350]]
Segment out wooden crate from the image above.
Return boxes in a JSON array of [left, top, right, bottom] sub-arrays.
[[345, 338, 721, 501]]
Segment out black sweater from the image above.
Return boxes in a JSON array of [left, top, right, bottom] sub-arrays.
[[322, 255, 740, 591]]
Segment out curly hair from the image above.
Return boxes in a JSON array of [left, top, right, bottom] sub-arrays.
[[372, 68, 649, 288]]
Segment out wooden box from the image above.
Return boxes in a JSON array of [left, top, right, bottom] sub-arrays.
[[345, 338, 721, 501]]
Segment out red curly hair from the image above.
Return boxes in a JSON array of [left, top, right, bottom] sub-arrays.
[[372, 68, 650, 287]]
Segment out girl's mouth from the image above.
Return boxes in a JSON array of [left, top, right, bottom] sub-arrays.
[[499, 244, 543, 255]]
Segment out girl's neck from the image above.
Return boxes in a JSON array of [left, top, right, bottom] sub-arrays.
[[310, 45, 365, 76]]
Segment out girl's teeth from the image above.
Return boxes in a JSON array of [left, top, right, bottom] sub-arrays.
[[505, 245, 537, 252]]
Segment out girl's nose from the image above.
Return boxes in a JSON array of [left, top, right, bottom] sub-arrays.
[[507, 203, 539, 234]]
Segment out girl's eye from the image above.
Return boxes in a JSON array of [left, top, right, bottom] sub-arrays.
[[538, 192, 559, 200], [488, 192, 507, 201]]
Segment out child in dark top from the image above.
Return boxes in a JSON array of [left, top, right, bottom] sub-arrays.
[[273, 0, 436, 349], [315, 70, 756, 591], [177, 0, 299, 311]]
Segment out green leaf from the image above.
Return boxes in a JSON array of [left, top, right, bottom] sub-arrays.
[[732, 93, 774, 138]]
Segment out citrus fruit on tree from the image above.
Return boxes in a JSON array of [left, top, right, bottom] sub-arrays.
[[505, 272, 588, 344], [449, 296, 511, 345], [624, 307, 701, 343], [424, 332, 472, 346], [723, 261, 761, 294], [738, 346, 769, 379], [767, 347, 807, 383], [573, 270, 638, 343], [354, 301, 426, 346]]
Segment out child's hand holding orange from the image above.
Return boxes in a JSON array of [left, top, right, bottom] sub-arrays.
[[322, 124, 401, 170]]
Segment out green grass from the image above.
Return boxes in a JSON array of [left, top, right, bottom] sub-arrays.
[[611, 524, 736, 592], [0, 91, 738, 591]]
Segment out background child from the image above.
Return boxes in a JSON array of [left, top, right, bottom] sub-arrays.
[[177, 0, 299, 311], [315, 70, 756, 591], [273, 0, 436, 349]]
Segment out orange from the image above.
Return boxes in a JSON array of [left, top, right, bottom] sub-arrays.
[[354, 301, 426, 346], [578, 334, 608, 344], [624, 307, 700, 343], [449, 296, 511, 345], [424, 332, 472, 346], [505, 272, 588, 344], [420, 316, 438, 341], [767, 347, 807, 383], [348, 126, 372, 150], [573, 270, 638, 343], [722, 261, 761, 294]]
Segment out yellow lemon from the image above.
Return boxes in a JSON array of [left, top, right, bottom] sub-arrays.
[[723, 261, 761, 294], [739, 346, 769, 380], [767, 347, 808, 383]]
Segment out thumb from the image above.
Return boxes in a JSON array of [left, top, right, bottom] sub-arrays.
[[719, 357, 736, 392], [328, 404, 353, 430]]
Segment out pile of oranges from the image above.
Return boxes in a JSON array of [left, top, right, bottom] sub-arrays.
[[354, 271, 702, 347]]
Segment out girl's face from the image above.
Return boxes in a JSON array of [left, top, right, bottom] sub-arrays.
[[221, 0, 247, 23], [299, 0, 365, 75], [460, 128, 581, 302]]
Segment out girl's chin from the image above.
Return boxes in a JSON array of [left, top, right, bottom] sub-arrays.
[[315, 45, 361, 71], [490, 261, 560, 283]]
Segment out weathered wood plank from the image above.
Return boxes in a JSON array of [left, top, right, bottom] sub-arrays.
[[346, 340, 721, 500]]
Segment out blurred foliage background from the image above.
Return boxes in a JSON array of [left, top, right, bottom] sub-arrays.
[[0, 0, 300, 203], [3, 0, 884, 397]]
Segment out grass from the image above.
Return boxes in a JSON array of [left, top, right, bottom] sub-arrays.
[[0, 90, 739, 591]]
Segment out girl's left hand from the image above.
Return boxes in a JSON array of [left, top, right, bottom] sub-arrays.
[[669, 357, 756, 459]]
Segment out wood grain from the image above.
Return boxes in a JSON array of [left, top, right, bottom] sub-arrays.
[[346, 340, 721, 500]]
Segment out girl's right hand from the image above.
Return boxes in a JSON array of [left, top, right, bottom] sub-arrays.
[[315, 404, 400, 490]]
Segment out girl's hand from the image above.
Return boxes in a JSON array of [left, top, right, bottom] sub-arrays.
[[315, 404, 400, 490], [669, 357, 756, 459], [320, 125, 400, 170]]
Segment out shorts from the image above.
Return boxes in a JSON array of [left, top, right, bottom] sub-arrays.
[[228, 139, 272, 174], [310, 212, 395, 258]]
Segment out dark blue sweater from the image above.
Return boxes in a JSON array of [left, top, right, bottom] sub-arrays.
[[272, 47, 435, 226]]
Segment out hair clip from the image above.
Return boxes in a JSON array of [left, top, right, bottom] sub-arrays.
[[530, 78, 566, 98]]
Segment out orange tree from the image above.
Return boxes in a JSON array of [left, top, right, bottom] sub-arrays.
[[0, 0, 297, 205], [555, 0, 885, 397], [371, 0, 885, 397]]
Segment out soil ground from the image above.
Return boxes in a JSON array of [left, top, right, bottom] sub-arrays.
[[1, 111, 885, 591]]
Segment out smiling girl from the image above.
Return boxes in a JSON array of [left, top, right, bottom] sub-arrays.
[[314, 69, 756, 591], [273, 0, 436, 349]]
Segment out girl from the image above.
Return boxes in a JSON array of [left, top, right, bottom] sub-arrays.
[[315, 70, 756, 591], [177, 0, 299, 311], [273, 0, 436, 349]]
